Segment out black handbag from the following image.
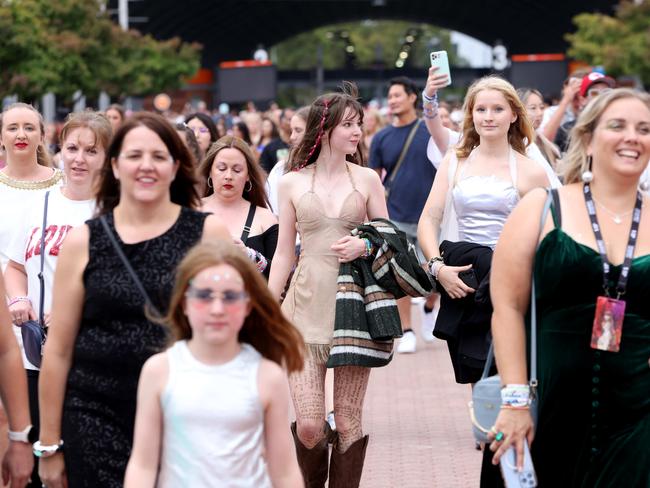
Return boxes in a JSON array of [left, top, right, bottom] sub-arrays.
[[20, 191, 50, 368], [468, 190, 552, 442]]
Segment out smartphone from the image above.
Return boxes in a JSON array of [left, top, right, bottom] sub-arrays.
[[458, 269, 479, 289], [430, 51, 452, 86], [500, 441, 537, 488]]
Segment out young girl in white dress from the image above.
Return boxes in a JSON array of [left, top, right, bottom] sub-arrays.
[[124, 241, 305, 488]]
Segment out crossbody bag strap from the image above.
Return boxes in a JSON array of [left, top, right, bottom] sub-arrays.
[[240, 203, 256, 245], [385, 119, 421, 193], [37, 191, 50, 327], [479, 189, 552, 381], [99, 216, 160, 316], [529, 190, 553, 391]]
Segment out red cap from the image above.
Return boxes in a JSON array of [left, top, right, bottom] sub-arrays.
[[580, 72, 615, 97]]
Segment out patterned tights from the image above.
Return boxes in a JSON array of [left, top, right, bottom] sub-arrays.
[[289, 353, 370, 452]]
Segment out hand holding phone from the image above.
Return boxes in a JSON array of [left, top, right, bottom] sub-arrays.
[[500, 440, 537, 488], [430, 51, 452, 87]]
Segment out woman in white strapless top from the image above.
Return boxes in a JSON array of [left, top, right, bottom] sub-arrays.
[[418, 75, 550, 298]]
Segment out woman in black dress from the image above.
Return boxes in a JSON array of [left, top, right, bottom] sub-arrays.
[[199, 135, 278, 279], [37, 113, 229, 488]]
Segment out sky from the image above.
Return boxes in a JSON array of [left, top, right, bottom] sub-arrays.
[[451, 31, 493, 68]]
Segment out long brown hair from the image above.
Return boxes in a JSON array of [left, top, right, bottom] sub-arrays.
[[162, 242, 304, 373], [95, 112, 200, 214], [286, 81, 365, 172], [198, 135, 269, 208], [0, 103, 51, 167], [456, 76, 534, 159]]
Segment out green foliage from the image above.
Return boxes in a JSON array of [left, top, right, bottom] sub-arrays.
[[0, 0, 201, 101], [272, 20, 465, 70], [566, 1, 650, 85]]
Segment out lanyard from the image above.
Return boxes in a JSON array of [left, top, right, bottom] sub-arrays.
[[583, 183, 643, 298]]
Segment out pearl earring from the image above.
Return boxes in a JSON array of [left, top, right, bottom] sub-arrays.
[[581, 155, 593, 183], [640, 180, 650, 192]]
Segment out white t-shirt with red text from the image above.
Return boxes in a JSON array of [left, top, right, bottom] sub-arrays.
[[7, 187, 95, 369]]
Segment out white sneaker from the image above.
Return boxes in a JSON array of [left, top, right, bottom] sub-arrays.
[[396, 330, 417, 354], [420, 305, 437, 343]]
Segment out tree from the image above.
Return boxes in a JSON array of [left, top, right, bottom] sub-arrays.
[[0, 0, 201, 102], [566, 1, 650, 86]]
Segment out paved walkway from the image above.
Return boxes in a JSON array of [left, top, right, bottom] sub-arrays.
[[360, 304, 482, 487]]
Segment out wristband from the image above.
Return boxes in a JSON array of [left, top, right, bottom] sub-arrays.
[[501, 384, 531, 408], [8, 296, 30, 307]]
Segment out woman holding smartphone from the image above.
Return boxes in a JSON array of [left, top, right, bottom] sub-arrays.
[[417, 76, 549, 384]]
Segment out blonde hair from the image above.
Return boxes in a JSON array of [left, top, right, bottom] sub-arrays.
[[455, 76, 535, 159], [0, 103, 51, 167], [560, 88, 650, 184]]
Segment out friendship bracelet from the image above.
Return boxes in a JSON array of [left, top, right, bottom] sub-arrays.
[[423, 109, 439, 120], [361, 238, 375, 259], [8, 296, 30, 307], [255, 253, 268, 273], [422, 91, 438, 104]]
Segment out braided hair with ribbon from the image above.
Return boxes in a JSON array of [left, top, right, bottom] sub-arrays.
[[286, 82, 365, 172]]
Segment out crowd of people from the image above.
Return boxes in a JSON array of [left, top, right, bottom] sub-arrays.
[[0, 63, 648, 488]]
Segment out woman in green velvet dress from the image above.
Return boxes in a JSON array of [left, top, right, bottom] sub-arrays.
[[488, 88, 650, 487]]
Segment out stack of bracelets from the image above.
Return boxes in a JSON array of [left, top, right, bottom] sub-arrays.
[[246, 247, 268, 273], [500, 384, 531, 410], [361, 238, 374, 259], [422, 91, 439, 120]]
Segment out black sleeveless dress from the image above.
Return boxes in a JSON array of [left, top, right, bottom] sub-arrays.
[[62, 207, 208, 487]]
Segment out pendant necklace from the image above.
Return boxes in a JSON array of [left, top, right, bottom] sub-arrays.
[[591, 197, 635, 225]]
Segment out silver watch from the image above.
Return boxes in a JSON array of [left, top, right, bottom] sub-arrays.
[[8, 424, 34, 443], [33, 440, 64, 458]]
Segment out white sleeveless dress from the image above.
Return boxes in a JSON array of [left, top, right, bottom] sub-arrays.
[[157, 341, 271, 488]]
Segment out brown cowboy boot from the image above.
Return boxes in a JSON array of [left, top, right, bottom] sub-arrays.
[[329, 434, 369, 488], [291, 422, 332, 488]]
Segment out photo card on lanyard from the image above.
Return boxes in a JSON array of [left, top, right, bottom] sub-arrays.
[[583, 183, 643, 353]]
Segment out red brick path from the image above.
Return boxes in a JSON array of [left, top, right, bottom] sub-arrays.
[[360, 311, 482, 487]]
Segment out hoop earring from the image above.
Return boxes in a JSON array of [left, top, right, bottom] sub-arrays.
[[245, 180, 252, 192], [581, 155, 593, 183], [207, 176, 213, 188]]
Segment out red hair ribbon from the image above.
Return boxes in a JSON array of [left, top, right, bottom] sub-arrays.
[[294, 99, 330, 171]]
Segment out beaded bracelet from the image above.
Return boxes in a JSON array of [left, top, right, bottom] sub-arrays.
[[255, 253, 268, 273], [8, 296, 30, 307], [422, 91, 438, 104], [361, 238, 374, 259], [501, 384, 531, 408]]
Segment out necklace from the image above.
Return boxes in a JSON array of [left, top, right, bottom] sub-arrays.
[[592, 196, 635, 225], [315, 164, 349, 197]]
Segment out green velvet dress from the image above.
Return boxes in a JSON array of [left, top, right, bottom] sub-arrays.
[[531, 204, 650, 487]]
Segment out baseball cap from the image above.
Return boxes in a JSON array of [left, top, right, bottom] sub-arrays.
[[580, 72, 615, 97]]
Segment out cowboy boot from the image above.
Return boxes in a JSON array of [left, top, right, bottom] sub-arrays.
[[329, 434, 369, 488], [291, 422, 331, 488]]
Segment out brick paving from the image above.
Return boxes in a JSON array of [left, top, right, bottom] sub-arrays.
[[360, 304, 482, 488]]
